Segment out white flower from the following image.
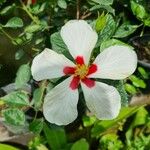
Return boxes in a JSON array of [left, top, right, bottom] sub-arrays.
[[31, 20, 137, 125]]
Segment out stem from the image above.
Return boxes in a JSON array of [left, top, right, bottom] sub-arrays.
[[20, 0, 40, 24], [140, 25, 145, 37], [0, 28, 15, 41], [76, 0, 80, 19]]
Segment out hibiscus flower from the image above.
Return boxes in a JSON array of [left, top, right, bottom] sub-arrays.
[[31, 20, 137, 125]]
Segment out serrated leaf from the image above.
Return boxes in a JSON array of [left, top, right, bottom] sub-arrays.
[[114, 22, 139, 38], [50, 32, 72, 60], [4, 17, 23, 28], [2, 108, 25, 126], [96, 14, 116, 47], [1, 91, 30, 107], [100, 39, 132, 52], [71, 139, 89, 150], [15, 63, 31, 89], [43, 123, 67, 150], [29, 118, 43, 134]]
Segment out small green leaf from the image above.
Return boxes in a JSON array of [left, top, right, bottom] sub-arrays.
[[25, 24, 41, 33], [15, 63, 31, 89], [15, 49, 25, 60], [43, 123, 67, 150], [82, 116, 96, 127], [0, 144, 19, 150], [131, 1, 147, 20], [57, 0, 67, 9], [114, 22, 139, 38], [4, 17, 23, 28], [138, 67, 149, 79], [124, 83, 137, 94], [129, 75, 146, 88], [95, 12, 107, 32], [132, 107, 148, 127], [1, 91, 30, 107], [2, 108, 25, 126], [0, 3, 15, 15], [33, 82, 46, 110], [71, 139, 89, 150], [91, 0, 113, 5], [29, 118, 44, 134]]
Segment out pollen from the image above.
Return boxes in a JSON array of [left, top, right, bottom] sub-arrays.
[[74, 64, 89, 79]]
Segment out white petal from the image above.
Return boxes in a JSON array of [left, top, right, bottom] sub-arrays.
[[31, 48, 75, 81], [60, 20, 98, 64], [43, 77, 79, 125], [81, 81, 121, 119], [89, 45, 137, 79]]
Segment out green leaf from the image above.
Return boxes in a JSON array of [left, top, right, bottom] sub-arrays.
[[132, 107, 148, 127], [57, 0, 67, 9], [15, 49, 25, 60], [2, 108, 25, 126], [33, 82, 46, 110], [95, 12, 107, 32], [43, 123, 67, 150], [29, 118, 44, 134], [124, 83, 137, 95], [90, 5, 115, 15], [82, 116, 96, 127], [138, 67, 149, 79], [71, 139, 89, 150], [130, 1, 147, 20], [100, 134, 123, 150], [50, 32, 72, 60], [0, 144, 19, 150], [0, 3, 15, 15], [15, 63, 31, 89], [4, 17, 23, 28], [1, 91, 30, 107], [100, 39, 132, 52], [114, 22, 139, 38], [91, 0, 113, 5], [25, 24, 41, 33], [129, 75, 146, 88], [96, 14, 116, 47]]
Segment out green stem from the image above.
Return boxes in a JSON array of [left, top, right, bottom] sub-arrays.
[[19, 0, 40, 24], [0, 27, 15, 41], [140, 25, 145, 37]]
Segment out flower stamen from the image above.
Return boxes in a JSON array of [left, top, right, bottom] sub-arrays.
[[74, 64, 89, 79]]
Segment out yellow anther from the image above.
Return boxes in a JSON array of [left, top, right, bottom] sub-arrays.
[[74, 64, 89, 79]]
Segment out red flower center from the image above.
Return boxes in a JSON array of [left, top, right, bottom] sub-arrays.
[[63, 56, 97, 90]]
